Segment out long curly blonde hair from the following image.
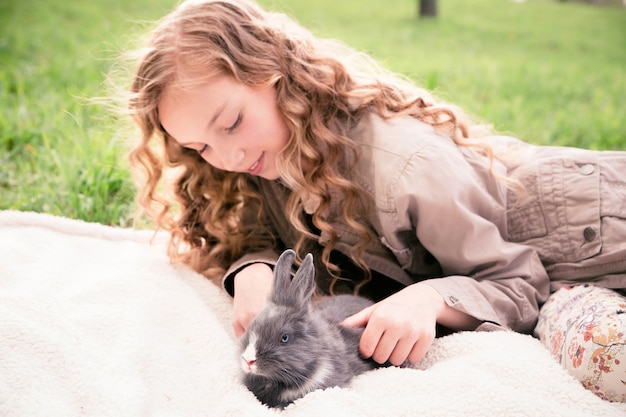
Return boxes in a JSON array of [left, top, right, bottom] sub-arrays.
[[126, 0, 499, 290]]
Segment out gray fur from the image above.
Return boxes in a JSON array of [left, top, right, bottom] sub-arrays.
[[240, 249, 384, 409]]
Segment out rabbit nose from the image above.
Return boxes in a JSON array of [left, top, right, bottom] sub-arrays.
[[242, 352, 256, 368]]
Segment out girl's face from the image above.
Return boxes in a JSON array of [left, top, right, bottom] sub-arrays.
[[158, 74, 290, 180]]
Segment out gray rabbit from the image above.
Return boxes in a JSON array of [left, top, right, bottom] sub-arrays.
[[240, 249, 386, 408]]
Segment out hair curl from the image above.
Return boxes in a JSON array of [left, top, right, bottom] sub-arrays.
[[124, 0, 504, 291]]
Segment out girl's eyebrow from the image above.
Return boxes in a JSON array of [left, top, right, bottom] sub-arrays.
[[209, 102, 227, 127], [179, 102, 227, 147]]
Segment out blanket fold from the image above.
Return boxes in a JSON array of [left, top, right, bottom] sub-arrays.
[[1, 211, 625, 417]]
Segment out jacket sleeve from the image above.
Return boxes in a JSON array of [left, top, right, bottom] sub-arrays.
[[390, 138, 550, 333], [221, 249, 280, 297]]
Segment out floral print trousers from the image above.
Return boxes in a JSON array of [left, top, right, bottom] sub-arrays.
[[535, 284, 626, 402]]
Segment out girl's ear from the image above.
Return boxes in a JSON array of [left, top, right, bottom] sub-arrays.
[[290, 253, 315, 306], [271, 249, 296, 305]]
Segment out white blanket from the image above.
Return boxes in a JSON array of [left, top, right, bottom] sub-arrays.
[[1, 210, 625, 417]]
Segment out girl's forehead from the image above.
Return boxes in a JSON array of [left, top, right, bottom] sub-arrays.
[[167, 66, 230, 91]]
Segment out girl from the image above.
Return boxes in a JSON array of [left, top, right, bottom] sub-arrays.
[[124, 0, 626, 401]]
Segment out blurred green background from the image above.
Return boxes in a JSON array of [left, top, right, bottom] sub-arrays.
[[1, 0, 625, 226]]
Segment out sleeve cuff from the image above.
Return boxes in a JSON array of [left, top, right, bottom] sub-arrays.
[[221, 249, 280, 297], [420, 276, 504, 328]]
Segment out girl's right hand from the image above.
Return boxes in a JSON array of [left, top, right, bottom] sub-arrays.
[[232, 263, 274, 338]]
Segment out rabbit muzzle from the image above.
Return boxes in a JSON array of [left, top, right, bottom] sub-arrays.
[[241, 335, 259, 374]]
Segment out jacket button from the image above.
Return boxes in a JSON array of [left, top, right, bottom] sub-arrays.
[[579, 164, 595, 175], [449, 296, 459, 304], [583, 227, 597, 242]]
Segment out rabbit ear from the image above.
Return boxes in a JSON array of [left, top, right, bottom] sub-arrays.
[[270, 250, 316, 307], [288, 253, 316, 306], [271, 249, 297, 305]]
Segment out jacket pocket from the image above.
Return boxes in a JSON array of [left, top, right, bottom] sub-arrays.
[[380, 235, 414, 270], [598, 154, 626, 219], [506, 151, 602, 265], [380, 234, 443, 278]]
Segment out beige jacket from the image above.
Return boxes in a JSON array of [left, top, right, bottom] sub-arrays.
[[223, 113, 626, 333]]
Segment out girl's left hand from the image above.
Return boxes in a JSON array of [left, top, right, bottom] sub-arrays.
[[342, 283, 441, 366]]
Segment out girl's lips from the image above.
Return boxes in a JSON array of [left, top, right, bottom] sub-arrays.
[[248, 152, 264, 175]]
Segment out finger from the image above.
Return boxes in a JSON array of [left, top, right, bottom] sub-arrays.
[[407, 331, 435, 364], [233, 313, 254, 338], [233, 308, 258, 337], [358, 316, 385, 359], [341, 305, 374, 328], [233, 320, 245, 338], [388, 337, 415, 367], [370, 330, 399, 365]]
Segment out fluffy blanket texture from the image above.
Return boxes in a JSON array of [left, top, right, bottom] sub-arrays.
[[1, 210, 625, 417]]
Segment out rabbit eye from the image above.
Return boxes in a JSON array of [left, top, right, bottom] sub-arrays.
[[280, 333, 289, 343]]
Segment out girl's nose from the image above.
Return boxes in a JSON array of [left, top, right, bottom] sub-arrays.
[[220, 148, 245, 172], [209, 140, 245, 172]]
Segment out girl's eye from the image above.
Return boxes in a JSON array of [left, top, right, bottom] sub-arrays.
[[197, 143, 209, 156], [226, 113, 242, 133], [280, 333, 289, 343]]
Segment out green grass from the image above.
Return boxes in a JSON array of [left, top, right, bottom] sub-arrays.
[[264, 0, 626, 148], [0, 0, 174, 225], [1, 0, 625, 226]]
